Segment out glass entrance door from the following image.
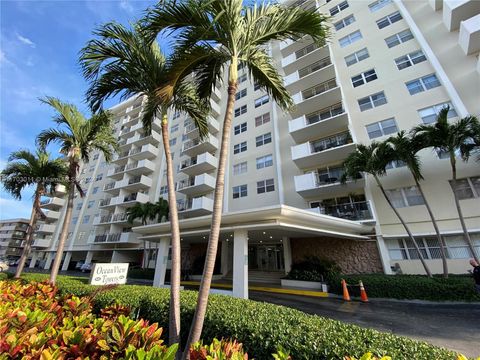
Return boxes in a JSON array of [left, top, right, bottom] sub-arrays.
[[248, 244, 284, 272]]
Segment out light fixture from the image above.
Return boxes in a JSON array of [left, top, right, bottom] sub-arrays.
[[269, 236, 273, 239], [260, 240, 263, 243], [263, 231, 266, 235], [230, 234, 233, 237], [280, 239, 283, 242]]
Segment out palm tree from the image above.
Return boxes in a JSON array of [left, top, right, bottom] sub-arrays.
[[413, 107, 479, 263], [126, 201, 158, 268], [37, 97, 117, 284], [386, 131, 448, 277], [79, 22, 210, 347], [155, 198, 170, 223], [342, 143, 433, 277], [0, 149, 67, 278], [143, 0, 329, 350]]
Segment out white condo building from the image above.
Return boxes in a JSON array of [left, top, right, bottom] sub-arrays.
[[27, 0, 479, 299]]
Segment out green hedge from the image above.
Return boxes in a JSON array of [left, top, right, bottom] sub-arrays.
[[5, 273, 460, 360], [327, 274, 480, 302]]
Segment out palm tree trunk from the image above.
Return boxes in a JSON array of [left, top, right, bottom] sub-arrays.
[[49, 168, 75, 284], [414, 179, 449, 277], [15, 185, 42, 278], [449, 155, 479, 262], [374, 175, 432, 277], [183, 62, 239, 356], [161, 114, 181, 348]]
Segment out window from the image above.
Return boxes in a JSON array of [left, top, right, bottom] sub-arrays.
[[76, 203, 83, 210], [233, 184, 248, 199], [172, 111, 181, 120], [385, 29, 413, 48], [366, 118, 398, 139], [376, 11, 402, 29], [257, 179, 275, 194], [345, 48, 369, 66], [339, 30, 362, 48], [256, 133, 272, 147], [386, 186, 425, 208], [92, 187, 99, 194], [238, 73, 247, 83], [169, 138, 177, 146], [450, 177, 480, 200], [254, 82, 262, 91], [234, 122, 247, 135], [255, 113, 270, 127], [256, 154, 273, 169], [85, 177, 91, 184], [72, 217, 78, 225], [395, 50, 426, 70], [77, 231, 85, 242], [235, 88, 247, 100], [95, 173, 103, 181], [237, 62, 245, 71], [170, 124, 179, 133], [330, 1, 349, 16], [233, 162, 248, 175], [234, 105, 247, 117], [182, 134, 188, 141], [358, 91, 387, 111], [351, 69, 377, 87], [93, 154, 99, 160], [418, 102, 457, 124], [89, 166, 95, 172], [233, 141, 247, 154], [406, 74, 441, 95], [335, 14, 355, 31], [159, 185, 168, 195], [87, 200, 95, 209], [83, 215, 90, 224], [369, 0, 392, 12], [254, 95, 269, 108]]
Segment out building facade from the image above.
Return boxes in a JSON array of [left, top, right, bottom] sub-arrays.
[[0, 219, 29, 259], [30, 0, 479, 298]]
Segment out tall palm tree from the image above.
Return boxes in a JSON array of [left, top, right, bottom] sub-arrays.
[[79, 22, 210, 348], [155, 197, 170, 223], [0, 149, 67, 278], [342, 143, 432, 277], [143, 0, 329, 350], [413, 107, 479, 263], [37, 97, 117, 284], [386, 131, 448, 277], [126, 201, 158, 269]]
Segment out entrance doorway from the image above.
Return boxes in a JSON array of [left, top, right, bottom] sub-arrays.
[[248, 243, 284, 272]]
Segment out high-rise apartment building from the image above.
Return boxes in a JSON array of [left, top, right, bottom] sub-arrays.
[[0, 219, 29, 259], [29, 0, 479, 298]]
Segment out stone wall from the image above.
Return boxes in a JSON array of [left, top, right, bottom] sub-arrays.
[[290, 237, 383, 274]]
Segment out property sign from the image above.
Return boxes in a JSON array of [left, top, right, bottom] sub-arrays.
[[89, 263, 129, 285]]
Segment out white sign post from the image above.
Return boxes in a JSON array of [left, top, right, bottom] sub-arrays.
[[89, 263, 129, 285]]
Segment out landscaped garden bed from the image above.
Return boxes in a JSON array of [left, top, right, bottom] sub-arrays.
[[0, 273, 464, 359]]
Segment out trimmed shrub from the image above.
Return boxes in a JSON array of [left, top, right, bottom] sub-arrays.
[[16, 274, 461, 360], [285, 256, 340, 282], [327, 273, 480, 302]]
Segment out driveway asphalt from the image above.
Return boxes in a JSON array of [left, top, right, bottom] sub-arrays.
[[249, 291, 480, 358]]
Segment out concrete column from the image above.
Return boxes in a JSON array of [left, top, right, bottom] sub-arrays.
[[29, 252, 38, 268], [375, 235, 393, 275], [282, 237, 292, 274], [221, 240, 230, 276], [85, 251, 94, 264], [61, 251, 72, 271], [233, 229, 248, 299], [43, 252, 54, 270], [153, 237, 170, 287]]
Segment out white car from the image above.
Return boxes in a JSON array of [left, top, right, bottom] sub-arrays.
[[81, 263, 92, 272]]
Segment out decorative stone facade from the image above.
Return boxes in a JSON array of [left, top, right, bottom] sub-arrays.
[[290, 237, 383, 274]]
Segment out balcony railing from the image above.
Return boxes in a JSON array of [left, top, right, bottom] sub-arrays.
[[128, 176, 142, 185], [123, 193, 138, 202], [306, 103, 344, 125], [295, 42, 319, 60], [312, 201, 373, 221], [93, 233, 122, 243], [310, 132, 352, 154], [302, 78, 337, 100], [104, 182, 115, 191], [298, 56, 331, 78], [113, 165, 126, 174], [177, 178, 195, 190], [181, 157, 198, 169], [99, 198, 112, 207]]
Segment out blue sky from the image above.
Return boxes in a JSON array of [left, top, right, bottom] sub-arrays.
[[0, 0, 157, 219]]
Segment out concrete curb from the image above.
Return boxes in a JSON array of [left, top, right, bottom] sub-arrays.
[[327, 293, 480, 306]]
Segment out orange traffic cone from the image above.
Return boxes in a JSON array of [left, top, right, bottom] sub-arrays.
[[341, 279, 350, 301], [359, 280, 369, 302]]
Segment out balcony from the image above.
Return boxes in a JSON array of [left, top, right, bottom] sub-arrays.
[[182, 135, 219, 157], [177, 174, 216, 196], [289, 103, 348, 143], [107, 164, 127, 180], [282, 43, 329, 73], [178, 196, 213, 217], [294, 171, 364, 198], [53, 184, 67, 196], [291, 132, 355, 168], [35, 224, 56, 234], [88, 232, 140, 245], [211, 86, 222, 102], [308, 201, 374, 223], [32, 238, 51, 248], [125, 159, 155, 175], [443, 0, 480, 31], [99, 197, 120, 209], [280, 35, 312, 55], [210, 99, 221, 117], [115, 175, 152, 191], [184, 117, 220, 139], [459, 14, 480, 55], [104, 182, 117, 193], [112, 150, 130, 164], [126, 101, 143, 114], [127, 130, 161, 147], [40, 197, 65, 210], [43, 210, 60, 221], [93, 212, 131, 225], [290, 79, 341, 117], [180, 152, 218, 176], [129, 143, 158, 161], [121, 192, 149, 205], [284, 57, 335, 93]]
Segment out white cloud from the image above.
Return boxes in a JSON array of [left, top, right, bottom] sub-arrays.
[[16, 33, 36, 48], [119, 0, 134, 13]]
